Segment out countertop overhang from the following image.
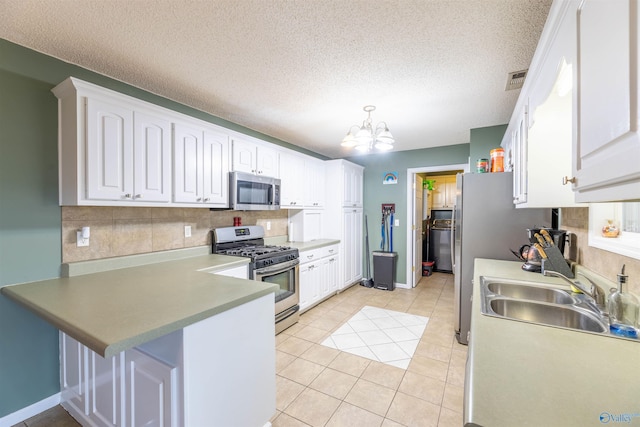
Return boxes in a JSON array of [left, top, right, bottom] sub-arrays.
[[1, 253, 277, 358]]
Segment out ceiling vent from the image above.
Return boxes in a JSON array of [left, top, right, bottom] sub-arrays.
[[505, 69, 528, 91]]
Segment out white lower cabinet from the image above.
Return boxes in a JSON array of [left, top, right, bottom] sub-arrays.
[[299, 244, 339, 312], [61, 333, 88, 417], [59, 293, 275, 427], [125, 349, 178, 427], [88, 351, 124, 426], [61, 333, 177, 427]]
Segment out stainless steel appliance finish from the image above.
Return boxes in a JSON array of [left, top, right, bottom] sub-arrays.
[[212, 225, 299, 334], [453, 172, 551, 344], [429, 225, 452, 273], [229, 171, 281, 210]]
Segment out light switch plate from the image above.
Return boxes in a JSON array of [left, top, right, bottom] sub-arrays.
[[394, 219, 399, 227], [184, 225, 191, 237]]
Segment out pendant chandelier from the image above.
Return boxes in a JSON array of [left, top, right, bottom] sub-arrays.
[[340, 105, 395, 152]]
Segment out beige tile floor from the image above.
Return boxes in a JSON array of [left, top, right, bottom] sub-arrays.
[[273, 272, 466, 427], [12, 272, 464, 427]]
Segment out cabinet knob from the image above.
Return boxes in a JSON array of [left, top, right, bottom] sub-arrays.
[[135, 194, 142, 199], [562, 176, 576, 185], [123, 193, 132, 199], [196, 197, 202, 202], [204, 197, 210, 202]]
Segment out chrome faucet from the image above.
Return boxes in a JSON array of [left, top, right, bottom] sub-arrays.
[[543, 270, 606, 307]]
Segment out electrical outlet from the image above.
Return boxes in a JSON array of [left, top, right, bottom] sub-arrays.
[[184, 225, 191, 237], [76, 231, 89, 247], [266, 221, 271, 231], [394, 219, 400, 227]]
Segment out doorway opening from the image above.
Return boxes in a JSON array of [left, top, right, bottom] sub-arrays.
[[405, 163, 468, 288]]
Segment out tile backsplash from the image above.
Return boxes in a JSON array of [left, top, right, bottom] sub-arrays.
[[561, 207, 640, 295], [62, 207, 289, 263]]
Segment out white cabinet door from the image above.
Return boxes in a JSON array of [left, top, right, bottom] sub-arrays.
[[326, 254, 339, 296], [304, 157, 325, 208], [279, 151, 304, 207], [60, 333, 88, 416], [342, 163, 363, 207], [203, 129, 229, 206], [174, 123, 229, 206], [353, 210, 363, 282], [232, 138, 280, 177], [125, 349, 178, 427], [173, 122, 204, 203], [231, 137, 256, 174], [341, 208, 363, 287], [512, 107, 528, 205], [573, 0, 640, 201], [257, 145, 279, 178], [133, 111, 172, 203], [88, 352, 124, 427], [86, 97, 134, 201]]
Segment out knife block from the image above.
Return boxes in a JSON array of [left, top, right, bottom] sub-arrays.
[[541, 245, 574, 278]]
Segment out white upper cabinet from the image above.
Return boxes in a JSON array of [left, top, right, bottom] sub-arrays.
[[173, 122, 229, 207], [232, 137, 279, 177], [278, 151, 325, 209], [502, 1, 582, 208], [572, 0, 640, 202], [342, 161, 364, 208], [303, 157, 325, 208], [278, 150, 305, 208], [504, 0, 640, 205], [203, 130, 230, 206], [54, 78, 174, 206], [53, 77, 231, 208], [133, 111, 172, 203], [85, 97, 135, 201]]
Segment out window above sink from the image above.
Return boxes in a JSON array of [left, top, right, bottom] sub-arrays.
[[589, 202, 640, 260]]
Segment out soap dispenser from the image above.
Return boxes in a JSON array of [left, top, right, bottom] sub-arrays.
[[608, 264, 639, 338]]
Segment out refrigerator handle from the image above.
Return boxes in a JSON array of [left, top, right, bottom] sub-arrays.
[[450, 206, 456, 269]]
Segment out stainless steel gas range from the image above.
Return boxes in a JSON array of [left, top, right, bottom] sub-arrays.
[[212, 225, 300, 334]]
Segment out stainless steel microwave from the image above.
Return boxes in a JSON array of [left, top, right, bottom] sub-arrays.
[[229, 171, 281, 210]]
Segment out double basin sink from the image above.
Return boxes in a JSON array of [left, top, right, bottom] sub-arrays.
[[480, 277, 608, 334]]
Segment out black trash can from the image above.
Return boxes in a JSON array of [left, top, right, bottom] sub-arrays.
[[372, 251, 397, 291]]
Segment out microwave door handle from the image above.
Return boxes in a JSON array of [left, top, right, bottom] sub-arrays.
[[269, 184, 274, 205]]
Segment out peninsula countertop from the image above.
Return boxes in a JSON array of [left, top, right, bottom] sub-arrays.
[[467, 259, 640, 427], [1, 253, 277, 358]]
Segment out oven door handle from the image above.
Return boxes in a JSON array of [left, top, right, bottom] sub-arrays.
[[254, 258, 299, 275]]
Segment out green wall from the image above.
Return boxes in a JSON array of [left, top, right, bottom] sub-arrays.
[[348, 144, 471, 285], [0, 69, 62, 416], [469, 124, 507, 169]]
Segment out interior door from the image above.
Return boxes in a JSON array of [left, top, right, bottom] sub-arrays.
[[413, 174, 424, 287]]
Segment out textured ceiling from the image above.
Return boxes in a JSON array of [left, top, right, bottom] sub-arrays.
[[0, 0, 552, 159]]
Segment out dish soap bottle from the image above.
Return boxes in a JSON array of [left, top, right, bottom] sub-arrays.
[[608, 264, 639, 338]]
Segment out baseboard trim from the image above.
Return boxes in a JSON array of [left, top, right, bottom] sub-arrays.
[[0, 393, 61, 427], [394, 282, 409, 289]]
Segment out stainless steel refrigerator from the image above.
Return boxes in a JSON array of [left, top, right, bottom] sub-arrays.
[[453, 172, 551, 345]]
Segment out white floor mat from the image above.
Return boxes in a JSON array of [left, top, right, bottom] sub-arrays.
[[321, 306, 429, 369]]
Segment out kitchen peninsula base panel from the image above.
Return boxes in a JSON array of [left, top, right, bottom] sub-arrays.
[[60, 294, 276, 427]]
